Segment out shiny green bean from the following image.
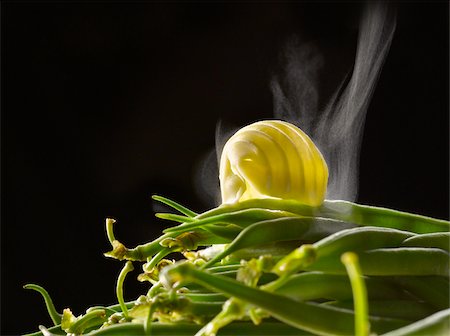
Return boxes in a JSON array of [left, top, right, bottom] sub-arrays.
[[273, 227, 414, 276], [401, 232, 450, 252], [328, 300, 438, 322], [85, 321, 314, 335], [23, 284, 61, 325], [203, 217, 356, 268], [313, 227, 415, 259], [274, 272, 406, 302], [23, 325, 65, 336], [164, 208, 300, 234], [309, 247, 450, 276], [393, 276, 450, 310], [152, 195, 198, 217], [380, 309, 450, 336], [199, 199, 449, 234], [161, 261, 408, 335]]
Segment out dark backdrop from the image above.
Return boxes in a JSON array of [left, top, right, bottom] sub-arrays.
[[2, 2, 448, 335]]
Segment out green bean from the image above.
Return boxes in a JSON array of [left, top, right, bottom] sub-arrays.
[[201, 224, 242, 241], [200, 199, 449, 234], [207, 264, 242, 273], [360, 248, 449, 276], [85, 321, 314, 335], [23, 284, 61, 325], [313, 227, 415, 259], [380, 309, 450, 336], [401, 232, 450, 252], [198, 199, 317, 219], [116, 261, 134, 318], [341, 252, 369, 336], [203, 217, 356, 268], [309, 247, 450, 276], [164, 208, 300, 234], [156, 213, 195, 223], [161, 261, 408, 335], [320, 200, 449, 234], [203, 217, 312, 267], [393, 276, 450, 310], [187, 300, 224, 317], [273, 272, 406, 302], [185, 293, 228, 302], [89, 301, 136, 313], [23, 325, 65, 336], [226, 241, 303, 264], [273, 227, 413, 276], [144, 247, 172, 272], [152, 195, 198, 217], [328, 300, 438, 322]]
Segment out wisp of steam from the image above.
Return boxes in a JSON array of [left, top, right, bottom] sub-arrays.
[[195, 3, 396, 206]]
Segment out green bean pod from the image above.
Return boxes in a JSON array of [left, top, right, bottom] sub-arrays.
[[161, 261, 408, 336], [164, 208, 300, 234], [84, 321, 315, 336], [393, 276, 450, 310], [274, 272, 407, 302], [199, 199, 449, 234], [203, 217, 356, 268], [273, 227, 413, 274], [401, 232, 450, 252], [313, 227, 415, 258], [328, 300, 438, 322], [308, 247, 450, 276], [380, 309, 450, 336]]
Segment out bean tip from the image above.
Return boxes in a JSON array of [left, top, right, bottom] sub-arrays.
[[341, 251, 358, 265]]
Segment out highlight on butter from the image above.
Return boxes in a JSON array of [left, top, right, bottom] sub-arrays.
[[219, 120, 328, 206]]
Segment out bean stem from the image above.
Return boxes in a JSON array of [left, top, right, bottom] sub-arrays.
[[105, 218, 117, 245], [23, 284, 62, 326], [116, 261, 134, 319], [341, 252, 369, 336]]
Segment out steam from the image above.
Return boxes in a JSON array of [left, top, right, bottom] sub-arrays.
[[195, 3, 396, 206], [271, 3, 396, 201]]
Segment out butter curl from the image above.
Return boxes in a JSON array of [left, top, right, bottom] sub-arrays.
[[219, 120, 328, 206]]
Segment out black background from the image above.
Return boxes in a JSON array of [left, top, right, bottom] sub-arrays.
[[2, 2, 448, 335]]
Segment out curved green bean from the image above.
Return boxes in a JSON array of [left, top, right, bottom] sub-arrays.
[[23, 284, 62, 326], [274, 227, 413, 276], [203, 217, 312, 267], [152, 195, 198, 217], [329, 300, 438, 322], [203, 217, 357, 268], [393, 276, 450, 310], [164, 208, 300, 234], [273, 272, 406, 302], [86, 321, 314, 336], [200, 199, 449, 234], [23, 325, 65, 336], [309, 247, 450, 276], [313, 227, 415, 258], [380, 309, 450, 336], [401, 232, 450, 252], [161, 261, 408, 335]]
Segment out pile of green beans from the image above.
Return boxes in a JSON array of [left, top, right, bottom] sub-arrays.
[[25, 195, 450, 336]]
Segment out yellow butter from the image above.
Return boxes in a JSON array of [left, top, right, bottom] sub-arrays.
[[219, 120, 328, 206]]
